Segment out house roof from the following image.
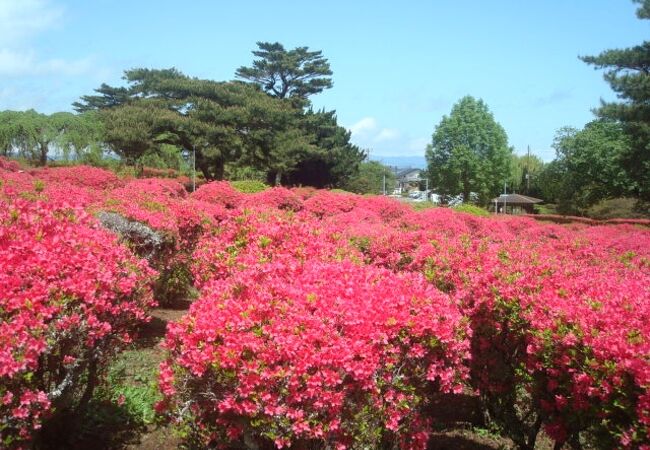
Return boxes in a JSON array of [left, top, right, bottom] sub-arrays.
[[491, 194, 543, 204], [395, 167, 421, 178]]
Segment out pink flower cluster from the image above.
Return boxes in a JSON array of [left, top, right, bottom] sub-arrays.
[[29, 165, 122, 190], [0, 184, 155, 447], [163, 261, 468, 449], [1, 166, 649, 448], [169, 187, 650, 448]]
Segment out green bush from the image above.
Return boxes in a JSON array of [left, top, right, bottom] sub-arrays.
[[452, 204, 490, 217], [587, 197, 650, 220], [534, 203, 558, 215], [230, 180, 269, 193]]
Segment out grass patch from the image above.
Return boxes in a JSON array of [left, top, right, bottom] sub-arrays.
[[76, 347, 164, 448], [411, 201, 437, 211], [231, 180, 269, 193], [452, 204, 490, 217]]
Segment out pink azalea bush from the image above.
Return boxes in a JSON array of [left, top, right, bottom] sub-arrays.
[[160, 261, 469, 449], [29, 165, 122, 190], [2, 164, 650, 448], [0, 189, 155, 448], [191, 181, 244, 209]]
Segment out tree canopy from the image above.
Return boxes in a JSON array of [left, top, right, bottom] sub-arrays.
[[508, 153, 545, 198], [236, 42, 333, 102], [425, 96, 512, 204], [343, 160, 396, 194], [0, 110, 102, 165], [581, 0, 650, 200], [541, 120, 635, 213], [74, 64, 362, 186]]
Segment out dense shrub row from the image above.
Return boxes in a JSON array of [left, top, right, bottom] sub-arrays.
[[181, 183, 650, 449], [2, 163, 649, 449], [0, 178, 155, 448]]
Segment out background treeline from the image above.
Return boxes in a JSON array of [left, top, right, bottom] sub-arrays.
[[424, 0, 649, 217], [2, 2, 650, 215], [0, 43, 367, 189]]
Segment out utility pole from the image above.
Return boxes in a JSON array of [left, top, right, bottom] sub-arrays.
[[526, 145, 531, 194], [192, 145, 196, 193], [383, 171, 386, 195], [503, 181, 507, 214]]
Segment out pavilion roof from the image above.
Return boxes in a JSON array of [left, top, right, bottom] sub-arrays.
[[491, 193, 543, 204]]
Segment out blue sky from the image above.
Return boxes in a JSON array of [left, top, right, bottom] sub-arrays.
[[0, 0, 647, 162]]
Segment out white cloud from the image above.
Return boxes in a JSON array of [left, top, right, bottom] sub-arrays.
[[0, 0, 63, 46], [0, 0, 110, 88], [349, 117, 377, 136], [375, 128, 400, 142], [0, 48, 96, 77]]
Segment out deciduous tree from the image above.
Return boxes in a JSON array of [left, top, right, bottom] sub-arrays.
[[425, 96, 511, 204]]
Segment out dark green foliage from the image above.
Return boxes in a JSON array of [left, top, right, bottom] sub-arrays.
[[76, 65, 361, 187], [425, 96, 512, 204], [73, 83, 131, 113], [343, 160, 396, 194], [543, 120, 636, 214], [581, 0, 650, 200], [236, 41, 333, 102], [587, 197, 650, 219], [284, 109, 366, 188]]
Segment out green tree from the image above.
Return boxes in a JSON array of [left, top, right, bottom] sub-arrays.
[[508, 153, 545, 197], [72, 84, 131, 113], [425, 96, 512, 204], [99, 99, 185, 165], [236, 42, 333, 102], [77, 68, 296, 180], [343, 160, 395, 194], [581, 0, 650, 199], [0, 110, 86, 165], [0, 111, 21, 156], [56, 111, 104, 162], [546, 120, 634, 213], [285, 109, 366, 188]]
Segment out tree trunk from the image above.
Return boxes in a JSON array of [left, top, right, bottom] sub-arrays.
[[274, 171, 282, 186], [213, 160, 225, 181], [196, 154, 225, 181], [462, 171, 471, 203], [39, 142, 48, 166]]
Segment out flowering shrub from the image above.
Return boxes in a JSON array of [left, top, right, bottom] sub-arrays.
[[246, 187, 303, 211], [0, 191, 155, 448], [141, 166, 179, 178], [191, 181, 244, 209], [160, 261, 469, 449], [101, 179, 229, 305], [302, 190, 359, 218], [29, 165, 122, 190], [0, 157, 20, 172], [190, 209, 359, 289], [3, 165, 650, 448]]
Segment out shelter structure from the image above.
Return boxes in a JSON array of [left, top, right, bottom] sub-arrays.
[[491, 193, 542, 214]]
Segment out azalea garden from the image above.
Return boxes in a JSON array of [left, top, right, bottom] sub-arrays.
[[1, 159, 649, 449]]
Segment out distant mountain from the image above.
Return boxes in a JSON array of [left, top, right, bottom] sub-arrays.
[[373, 155, 427, 169]]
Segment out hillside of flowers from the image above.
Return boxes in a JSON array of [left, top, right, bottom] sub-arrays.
[[1, 160, 649, 449]]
